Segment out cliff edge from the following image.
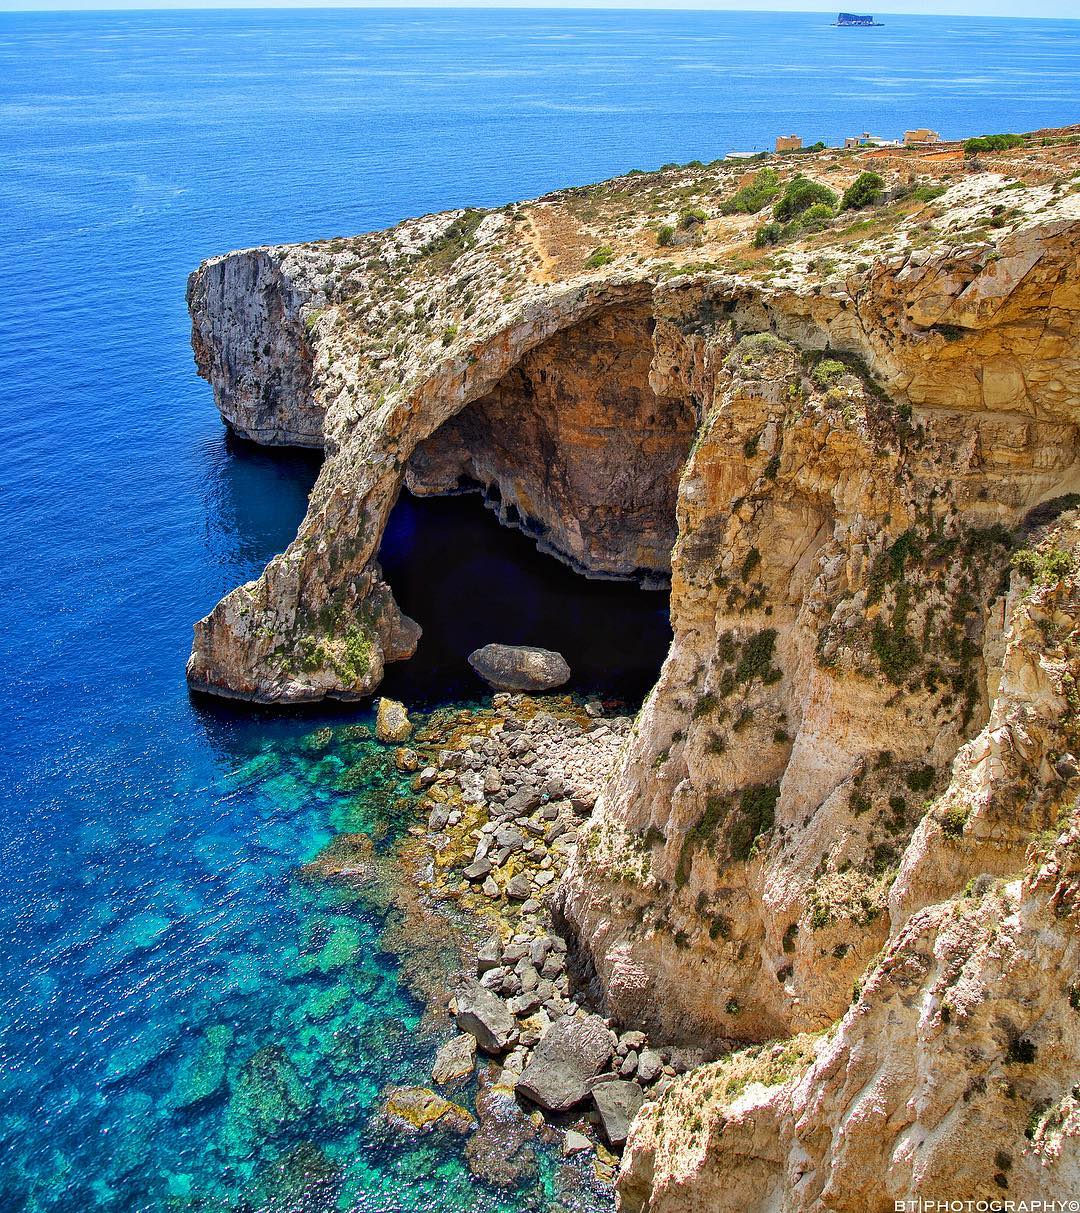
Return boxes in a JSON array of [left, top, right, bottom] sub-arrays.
[[186, 129, 1080, 1206]]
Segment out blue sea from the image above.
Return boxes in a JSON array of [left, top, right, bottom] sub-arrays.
[[1, 7, 1078, 1211]]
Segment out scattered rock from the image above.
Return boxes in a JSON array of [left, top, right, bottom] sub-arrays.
[[375, 697, 412, 743], [592, 1080, 644, 1147], [394, 746, 420, 772], [506, 874, 532, 900], [463, 858, 493, 882], [636, 1049, 664, 1084], [455, 982, 518, 1053], [465, 1078, 539, 1189], [297, 833, 374, 883], [468, 645, 571, 692], [431, 1034, 477, 1085], [563, 1129, 593, 1156], [384, 1086, 475, 1134], [476, 936, 502, 974]]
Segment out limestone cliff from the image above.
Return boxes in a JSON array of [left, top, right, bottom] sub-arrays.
[[186, 130, 1080, 1203], [618, 517, 1080, 1210]]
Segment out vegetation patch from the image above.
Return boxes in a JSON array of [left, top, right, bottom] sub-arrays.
[[418, 209, 485, 270], [1011, 544, 1076, 587], [585, 245, 615, 269], [964, 133, 1025, 154], [773, 175, 839, 223], [719, 168, 782, 215]]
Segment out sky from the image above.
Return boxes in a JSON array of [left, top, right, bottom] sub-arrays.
[[0, 0, 1075, 18]]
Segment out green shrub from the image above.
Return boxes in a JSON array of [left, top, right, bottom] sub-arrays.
[[731, 782, 780, 860], [657, 224, 675, 247], [800, 201, 837, 228], [720, 168, 782, 215], [910, 183, 947, 203], [812, 358, 847, 389], [585, 245, 615, 269], [1006, 1034, 1037, 1065], [753, 221, 783, 248], [872, 585, 921, 684], [906, 764, 936, 793], [939, 803, 968, 838], [736, 629, 777, 683], [679, 206, 708, 228], [728, 332, 786, 366], [773, 175, 839, 222], [441, 324, 458, 346], [841, 171, 886, 211], [338, 626, 372, 682], [1011, 544, 1076, 586], [419, 209, 485, 268], [740, 547, 761, 581]]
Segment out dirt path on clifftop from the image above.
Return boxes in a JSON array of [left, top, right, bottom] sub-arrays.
[[524, 205, 592, 283]]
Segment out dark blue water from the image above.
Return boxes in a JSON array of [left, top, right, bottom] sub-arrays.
[[2, 8, 1078, 1211]]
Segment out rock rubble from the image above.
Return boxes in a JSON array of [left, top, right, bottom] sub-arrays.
[[410, 693, 692, 1154]]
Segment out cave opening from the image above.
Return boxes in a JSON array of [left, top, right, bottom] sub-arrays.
[[376, 302, 697, 706]]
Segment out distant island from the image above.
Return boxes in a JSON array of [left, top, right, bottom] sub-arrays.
[[834, 12, 884, 25]]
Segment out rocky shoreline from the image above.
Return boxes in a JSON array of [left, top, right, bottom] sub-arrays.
[[341, 691, 709, 1178]]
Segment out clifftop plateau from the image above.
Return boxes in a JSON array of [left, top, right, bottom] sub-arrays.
[[186, 127, 1080, 1209]]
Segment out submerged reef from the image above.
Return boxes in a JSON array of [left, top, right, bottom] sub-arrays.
[[185, 128, 1080, 1208]]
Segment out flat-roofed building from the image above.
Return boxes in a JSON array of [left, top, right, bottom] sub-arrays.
[[775, 134, 802, 153], [845, 131, 900, 149], [904, 128, 942, 145]]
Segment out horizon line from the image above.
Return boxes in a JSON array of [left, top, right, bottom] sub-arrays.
[[1, 2, 1078, 18]]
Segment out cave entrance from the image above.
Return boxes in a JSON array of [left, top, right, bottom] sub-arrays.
[[376, 302, 697, 705]]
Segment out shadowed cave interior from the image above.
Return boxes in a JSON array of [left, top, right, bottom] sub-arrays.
[[376, 302, 699, 704]]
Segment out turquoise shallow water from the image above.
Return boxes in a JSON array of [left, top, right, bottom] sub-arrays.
[[2, 7, 1079, 1212], [2, 704, 607, 1210]]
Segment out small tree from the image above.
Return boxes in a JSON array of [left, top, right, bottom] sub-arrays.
[[841, 171, 886, 211]]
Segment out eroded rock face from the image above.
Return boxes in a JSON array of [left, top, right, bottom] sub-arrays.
[[187, 246, 327, 447], [559, 242, 1080, 1044], [617, 517, 1080, 1210], [407, 303, 696, 581]]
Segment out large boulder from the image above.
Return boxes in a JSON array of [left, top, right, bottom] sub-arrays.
[[454, 982, 517, 1053], [375, 697, 412, 743], [515, 1014, 613, 1112], [467, 644, 571, 692], [592, 1079, 644, 1146]]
